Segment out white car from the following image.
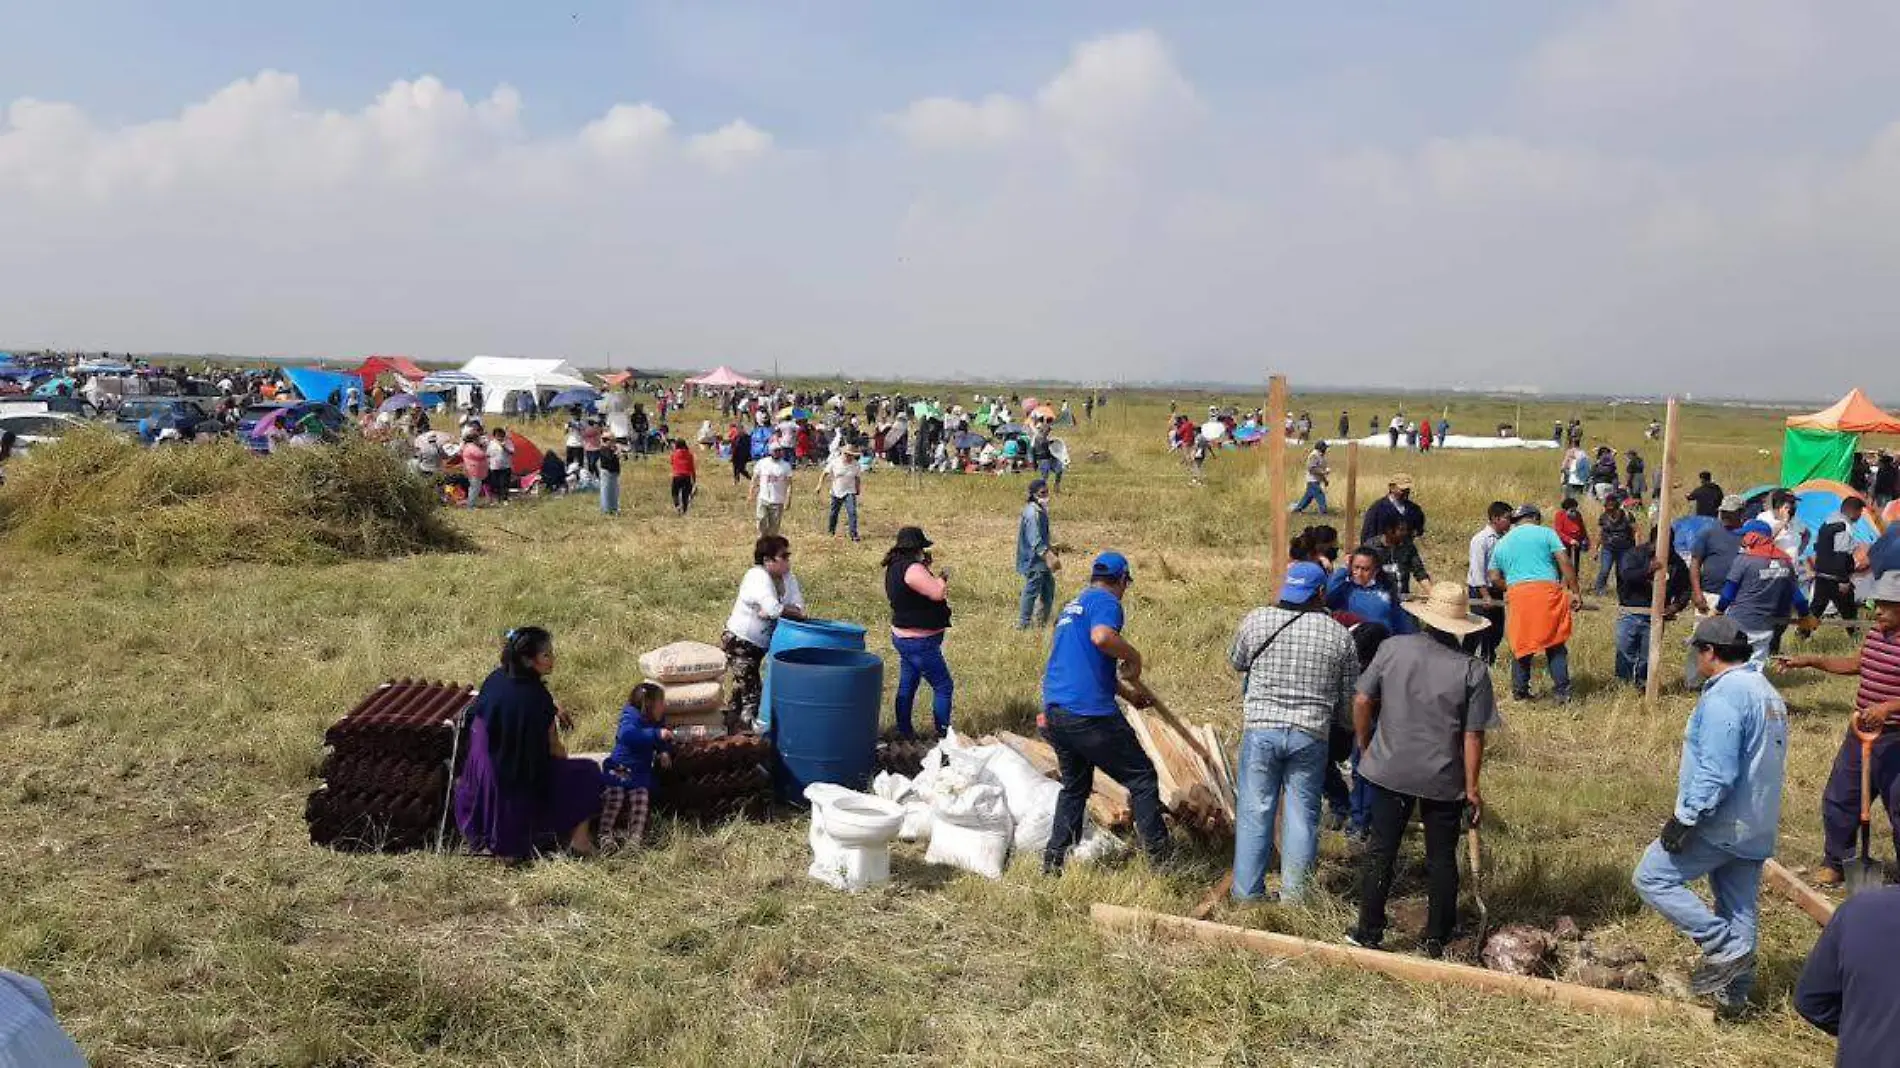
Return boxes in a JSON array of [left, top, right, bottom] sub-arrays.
[[0, 411, 89, 451]]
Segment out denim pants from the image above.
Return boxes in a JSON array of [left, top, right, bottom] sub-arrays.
[[1629, 471, 1648, 499], [1615, 612, 1650, 686], [1233, 727, 1329, 901], [1292, 482, 1328, 513], [1356, 782, 1463, 946], [599, 472, 620, 515], [1461, 591, 1505, 665], [1511, 643, 1570, 699], [1041, 709, 1170, 869], [1321, 726, 1371, 833], [827, 493, 859, 539], [1633, 838, 1762, 1002], [1018, 568, 1057, 628], [1821, 731, 1900, 870], [892, 632, 953, 736], [1594, 545, 1631, 594]]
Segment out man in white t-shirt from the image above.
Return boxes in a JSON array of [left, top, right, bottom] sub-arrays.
[[817, 445, 864, 541], [750, 445, 794, 537]]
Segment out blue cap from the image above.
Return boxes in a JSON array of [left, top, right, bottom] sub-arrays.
[[1739, 519, 1774, 539], [1091, 551, 1132, 581], [1282, 561, 1327, 603]]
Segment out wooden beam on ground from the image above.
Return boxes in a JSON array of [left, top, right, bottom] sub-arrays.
[[1645, 396, 1682, 707], [1267, 374, 1289, 593], [1189, 872, 1235, 921], [1090, 904, 1713, 1026], [1344, 441, 1360, 534], [1762, 858, 1836, 927]]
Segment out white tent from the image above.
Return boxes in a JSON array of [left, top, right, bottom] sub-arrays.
[[458, 356, 593, 414]]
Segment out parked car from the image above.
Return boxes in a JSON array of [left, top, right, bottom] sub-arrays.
[[114, 398, 213, 439], [239, 401, 347, 450], [0, 411, 89, 451]]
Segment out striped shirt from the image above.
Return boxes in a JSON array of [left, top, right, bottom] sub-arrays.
[[1858, 628, 1900, 726]]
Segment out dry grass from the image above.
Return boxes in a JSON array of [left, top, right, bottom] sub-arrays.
[[0, 388, 1863, 1066]]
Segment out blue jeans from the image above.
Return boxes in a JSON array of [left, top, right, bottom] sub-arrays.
[[1233, 727, 1328, 902], [827, 493, 859, 539], [1629, 471, 1648, 499], [1041, 709, 1170, 869], [1292, 482, 1328, 513], [1633, 838, 1762, 1003], [1615, 612, 1650, 686], [1511, 643, 1570, 699], [892, 632, 953, 736], [599, 471, 620, 514], [1594, 545, 1631, 594], [1018, 568, 1056, 628]]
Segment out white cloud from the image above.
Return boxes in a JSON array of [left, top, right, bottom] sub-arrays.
[[686, 120, 774, 171], [886, 94, 1028, 152]]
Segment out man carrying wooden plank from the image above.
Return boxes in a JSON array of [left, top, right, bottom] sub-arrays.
[[1038, 552, 1171, 874]]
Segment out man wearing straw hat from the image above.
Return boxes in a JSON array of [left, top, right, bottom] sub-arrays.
[[1347, 582, 1499, 956]]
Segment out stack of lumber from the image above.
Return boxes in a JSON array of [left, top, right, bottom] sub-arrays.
[[1121, 701, 1236, 838], [991, 731, 1131, 829]]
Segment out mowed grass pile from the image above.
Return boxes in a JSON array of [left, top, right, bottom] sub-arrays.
[[0, 427, 467, 564], [0, 388, 1863, 1066]]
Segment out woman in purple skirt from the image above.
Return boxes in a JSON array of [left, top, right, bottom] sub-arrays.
[[454, 626, 603, 861]]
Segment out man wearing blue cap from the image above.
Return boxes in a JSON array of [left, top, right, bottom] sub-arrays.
[[1228, 561, 1360, 901], [1717, 519, 1814, 667], [1040, 551, 1170, 873]]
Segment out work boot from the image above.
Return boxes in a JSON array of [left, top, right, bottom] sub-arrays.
[[1343, 927, 1383, 951], [1813, 866, 1844, 888], [1690, 950, 1755, 997]]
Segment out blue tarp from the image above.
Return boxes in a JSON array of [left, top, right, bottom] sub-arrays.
[[282, 367, 360, 407]]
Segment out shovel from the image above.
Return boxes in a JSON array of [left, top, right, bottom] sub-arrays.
[[1847, 726, 1886, 895], [1466, 806, 1489, 949]]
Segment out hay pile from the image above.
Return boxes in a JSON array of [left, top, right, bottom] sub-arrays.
[[0, 428, 469, 565]]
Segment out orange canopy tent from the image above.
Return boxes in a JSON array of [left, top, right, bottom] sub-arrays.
[[1782, 388, 1900, 485]]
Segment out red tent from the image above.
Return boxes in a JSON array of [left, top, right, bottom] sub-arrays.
[[354, 355, 429, 388], [508, 430, 543, 477]]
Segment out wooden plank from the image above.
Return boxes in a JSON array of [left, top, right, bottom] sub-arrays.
[[1122, 708, 1184, 803], [1645, 397, 1681, 707], [1267, 374, 1290, 593], [1199, 725, 1237, 818], [1090, 904, 1713, 1025], [1762, 858, 1836, 927], [1344, 441, 1360, 535]]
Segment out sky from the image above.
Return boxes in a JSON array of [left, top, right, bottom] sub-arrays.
[[4, 1, 1900, 397]]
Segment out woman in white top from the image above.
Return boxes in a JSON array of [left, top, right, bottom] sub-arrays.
[[721, 535, 806, 731]]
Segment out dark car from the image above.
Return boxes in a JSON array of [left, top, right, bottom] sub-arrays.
[[239, 402, 347, 450], [114, 398, 213, 439]]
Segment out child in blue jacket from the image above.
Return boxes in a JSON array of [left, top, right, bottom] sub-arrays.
[[601, 682, 684, 851]]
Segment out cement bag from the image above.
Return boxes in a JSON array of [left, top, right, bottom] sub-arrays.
[[972, 743, 1061, 855], [910, 727, 974, 798], [661, 680, 723, 715], [924, 769, 1012, 879], [872, 771, 932, 842], [639, 641, 728, 684]]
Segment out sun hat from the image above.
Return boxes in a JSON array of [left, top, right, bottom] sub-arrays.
[[1091, 551, 1132, 581], [1389, 473, 1415, 489], [893, 526, 933, 552], [1403, 582, 1491, 636], [1690, 615, 1747, 648], [1720, 493, 1746, 514], [1281, 562, 1328, 604], [1872, 572, 1900, 604]]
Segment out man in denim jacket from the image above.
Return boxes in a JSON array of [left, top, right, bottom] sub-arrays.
[[1633, 615, 1789, 1015]]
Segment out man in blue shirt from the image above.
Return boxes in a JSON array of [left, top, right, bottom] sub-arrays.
[[1632, 616, 1789, 1016], [1040, 551, 1169, 873], [1015, 479, 1058, 629]]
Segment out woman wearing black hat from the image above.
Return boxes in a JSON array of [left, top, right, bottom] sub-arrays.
[[885, 526, 954, 737]]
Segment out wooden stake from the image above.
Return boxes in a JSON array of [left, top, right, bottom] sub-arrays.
[[1090, 904, 1713, 1025], [1344, 442, 1360, 535], [1267, 375, 1289, 591], [1762, 858, 1836, 927], [1644, 397, 1682, 706]]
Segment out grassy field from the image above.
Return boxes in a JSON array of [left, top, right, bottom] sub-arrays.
[[0, 387, 1868, 1066]]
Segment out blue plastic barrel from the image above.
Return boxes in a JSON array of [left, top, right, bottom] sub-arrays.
[[759, 617, 867, 732], [770, 645, 883, 801]]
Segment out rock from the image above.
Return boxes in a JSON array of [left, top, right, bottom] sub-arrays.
[[1577, 961, 1655, 991], [1482, 925, 1557, 976], [1443, 936, 1481, 964], [1552, 915, 1581, 942], [1581, 936, 1647, 969]]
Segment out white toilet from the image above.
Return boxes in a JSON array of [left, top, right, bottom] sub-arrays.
[[804, 784, 906, 891]]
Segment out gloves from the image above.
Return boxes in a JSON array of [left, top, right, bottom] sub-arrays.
[[1660, 817, 1693, 854]]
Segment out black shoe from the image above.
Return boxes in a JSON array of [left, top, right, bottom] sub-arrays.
[[1690, 950, 1755, 996], [1421, 939, 1446, 959], [1344, 927, 1383, 950]]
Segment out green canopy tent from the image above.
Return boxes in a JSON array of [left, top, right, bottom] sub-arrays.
[[1782, 388, 1900, 485]]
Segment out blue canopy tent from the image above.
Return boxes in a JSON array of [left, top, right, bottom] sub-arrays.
[[282, 367, 361, 407]]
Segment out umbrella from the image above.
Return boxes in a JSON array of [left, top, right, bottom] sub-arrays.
[[1049, 438, 1070, 465], [1201, 420, 1228, 441], [953, 431, 986, 450], [547, 388, 602, 409], [31, 377, 76, 398], [1032, 404, 1057, 421], [911, 400, 944, 420], [252, 409, 292, 437], [777, 406, 811, 421], [994, 423, 1028, 437], [378, 393, 421, 413], [1234, 425, 1264, 443]]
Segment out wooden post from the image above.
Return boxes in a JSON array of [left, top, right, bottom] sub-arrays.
[[1090, 904, 1713, 1025], [1344, 442, 1360, 534], [1267, 375, 1289, 591], [1762, 858, 1836, 927], [1644, 397, 1681, 706]]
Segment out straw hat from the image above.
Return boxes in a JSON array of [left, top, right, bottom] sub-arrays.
[[1403, 582, 1491, 636]]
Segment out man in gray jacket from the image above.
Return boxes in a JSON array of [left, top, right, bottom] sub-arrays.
[[1016, 478, 1058, 628]]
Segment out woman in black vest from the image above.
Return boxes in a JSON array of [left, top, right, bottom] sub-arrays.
[[885, 526, 954, 737]]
